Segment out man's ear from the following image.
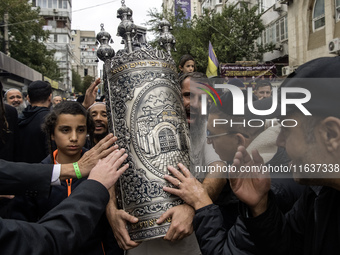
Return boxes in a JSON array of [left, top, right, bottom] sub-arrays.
[[236, 133, 247, 147], [320, 117, 340, 152]]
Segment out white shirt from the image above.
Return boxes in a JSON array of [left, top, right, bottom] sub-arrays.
[[51, 164, 61, 186]]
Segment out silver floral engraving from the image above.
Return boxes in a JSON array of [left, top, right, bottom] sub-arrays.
[[129, 226, 170, 241], [130, 200, 184, 217], [121, 168, 171, 205]]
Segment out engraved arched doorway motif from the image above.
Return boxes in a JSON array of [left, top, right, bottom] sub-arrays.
[[158, 128, 177, 153], [131, 82, 190, 177]]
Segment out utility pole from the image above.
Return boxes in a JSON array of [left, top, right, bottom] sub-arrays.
[[66, 44, 70, 92], [4, 11, 10, 56]]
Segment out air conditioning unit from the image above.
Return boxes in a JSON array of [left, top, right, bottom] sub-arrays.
[[282, 66, 292, 76], [274, 2, 282, 11], [328, 38, 340, 54], [275, 42, 283, 51]]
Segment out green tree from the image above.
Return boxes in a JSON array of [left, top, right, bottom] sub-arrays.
[[0, 0, 61, 80], [82, 75, 94, 95], [146, 4, 274, 73], [72, 69, 82, 93]]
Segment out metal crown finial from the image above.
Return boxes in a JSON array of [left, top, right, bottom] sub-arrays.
[[96, 23, 115, 61], [116, 0, 136, 53], [158, 19, 176, 55]]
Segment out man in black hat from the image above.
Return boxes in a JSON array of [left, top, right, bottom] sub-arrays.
[[16, 80, 52, 163]]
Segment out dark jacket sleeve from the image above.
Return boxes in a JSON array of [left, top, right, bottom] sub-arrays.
[[0, 160, 53, 198], [0, 180, 109, 255], [193, 204, 257, 255], [0, 105, 19, 161], [241, 190, 306, 255]]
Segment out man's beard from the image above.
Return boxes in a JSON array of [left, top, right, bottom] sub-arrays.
[[189, 114, 207, 152], [94, 131, 108, 144], [15, 102, 26, 116]]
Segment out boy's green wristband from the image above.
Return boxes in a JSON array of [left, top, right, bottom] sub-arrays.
[[73, 162, 82, 179]]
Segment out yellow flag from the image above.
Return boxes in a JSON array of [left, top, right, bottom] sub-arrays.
[[206, 41, 219, 77]]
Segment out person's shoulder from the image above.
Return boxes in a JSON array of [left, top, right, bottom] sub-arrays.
[[31, 106, 50, 120], [36, 106, 51, 114], [4, 104, 17, 116], [4, 104, 18, 123]]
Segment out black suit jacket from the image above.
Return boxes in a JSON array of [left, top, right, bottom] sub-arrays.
[[0, 104, 19, 161], [0, 180, 109, 255], [0, 159, 53, 198]]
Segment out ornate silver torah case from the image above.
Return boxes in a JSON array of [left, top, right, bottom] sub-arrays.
[[96, 1, 190, 241]]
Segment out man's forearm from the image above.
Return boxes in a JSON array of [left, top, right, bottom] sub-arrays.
[[59, 160, 93, 180], [60, 163, 77, 180], [106, 185, 118, 212], [202, 161, 227, 201]]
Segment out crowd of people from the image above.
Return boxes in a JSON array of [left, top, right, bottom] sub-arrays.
[[1, 54, 340, 255]]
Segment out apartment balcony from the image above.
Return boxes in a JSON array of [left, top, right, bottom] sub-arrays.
[[39, 8, 71, 20], [43, 27, 71, 38]]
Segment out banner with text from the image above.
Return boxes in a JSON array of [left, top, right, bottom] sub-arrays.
[[220, 63, 277, 78]]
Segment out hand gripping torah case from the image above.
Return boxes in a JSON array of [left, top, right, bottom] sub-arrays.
[[96, 1, 190, 241]]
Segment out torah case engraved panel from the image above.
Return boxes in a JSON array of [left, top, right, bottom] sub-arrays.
[[97, 1, 190, 241]]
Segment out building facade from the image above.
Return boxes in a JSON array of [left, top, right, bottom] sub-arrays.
[[260, 1, 289, 75], [31, 0, 73, 94], [71, 30, 98, 79], [201, 0, 258, 12], [285, 0, 340, 73]]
